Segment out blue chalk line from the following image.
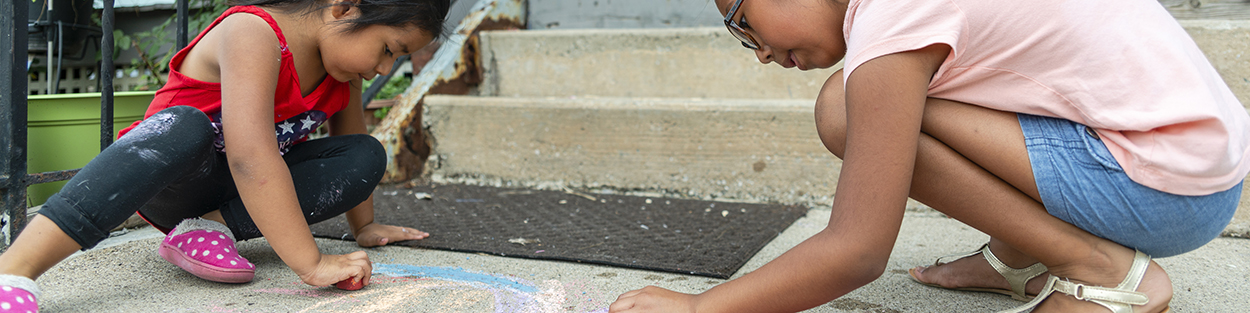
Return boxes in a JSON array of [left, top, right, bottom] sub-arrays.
[[373, 263, 539, 293]]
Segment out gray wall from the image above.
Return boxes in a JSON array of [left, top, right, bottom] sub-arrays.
[[524, 0, 1250, 31], [528, 0, 722, 29]]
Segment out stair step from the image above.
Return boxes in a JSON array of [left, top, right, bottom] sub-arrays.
[[477, 27, 840, 99], [422, 95, 840, 206]]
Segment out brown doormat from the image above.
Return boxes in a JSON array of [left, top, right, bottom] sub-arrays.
[[309, 183, 808, 278]]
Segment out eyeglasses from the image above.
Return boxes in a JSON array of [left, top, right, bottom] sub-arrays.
[[724, 0, 760, 50], [725, 0, 760, 49]]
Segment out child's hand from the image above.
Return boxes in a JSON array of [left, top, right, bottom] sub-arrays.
[[609, 286, 698, 313], [353, 223, 429, 247], [297, 251, 372, 287]]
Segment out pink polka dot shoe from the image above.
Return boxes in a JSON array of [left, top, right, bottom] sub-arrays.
[[0, 274, 40, 312], [158, 218, 255, 283]]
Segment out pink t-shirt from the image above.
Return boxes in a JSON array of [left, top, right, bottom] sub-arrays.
[[842, 0, 1250, 195]]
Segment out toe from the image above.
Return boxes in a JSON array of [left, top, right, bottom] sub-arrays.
[[908, 266, 933, 283]]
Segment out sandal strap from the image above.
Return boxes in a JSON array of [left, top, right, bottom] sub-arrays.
[[937, 243, 1047, 299], [997, 251, 1155, 313], [934, 243, 986, 266], [1052, 279, 1149, 306], [998, 276, 1057, 313], [1116, 250, 1151, 292], [981, 244, 1049, 298]]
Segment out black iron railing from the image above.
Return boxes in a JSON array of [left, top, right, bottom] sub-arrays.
[[0, 0, 192, 249], [2, 0, 33, 249], [0, 0, 401, 249]]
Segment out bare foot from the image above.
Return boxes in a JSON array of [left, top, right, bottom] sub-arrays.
[[910, 250, 1047, 299]]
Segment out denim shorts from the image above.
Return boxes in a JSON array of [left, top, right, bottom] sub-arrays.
[[1019, 114, 1242, 258]]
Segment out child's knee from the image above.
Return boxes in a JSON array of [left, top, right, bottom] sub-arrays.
[[122, 106, 213, 145], [114, 106, 215, 165], [346, 134, 387, 181], [815, 70, 848, 157], [159, 106, 213, 139]]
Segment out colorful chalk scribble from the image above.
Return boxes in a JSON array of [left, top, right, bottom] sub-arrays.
[[251, 263, 610, 313]]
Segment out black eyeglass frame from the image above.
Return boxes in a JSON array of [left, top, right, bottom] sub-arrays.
[[724, 0, 761, 50]]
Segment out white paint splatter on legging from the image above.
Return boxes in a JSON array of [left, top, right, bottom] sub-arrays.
[[126, 146, 169, 165], [118, 112, 177, 143], [314, 177, 348, 215]]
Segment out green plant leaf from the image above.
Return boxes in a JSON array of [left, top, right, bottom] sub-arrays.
[[373, 106, 391, 119]]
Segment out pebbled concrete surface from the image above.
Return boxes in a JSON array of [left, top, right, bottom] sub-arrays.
[[35, 208, 1250, 312]]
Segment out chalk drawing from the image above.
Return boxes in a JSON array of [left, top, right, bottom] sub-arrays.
[[372, 263, 565, 313], [251, 288, 348, 298], [373, 264, 538, 292], [249, 263, 612, 313]]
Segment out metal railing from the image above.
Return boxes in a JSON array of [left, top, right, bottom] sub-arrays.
[[0, 0, 458, 251], [0, 0, 408, 250], [0, 0, 191, 249]]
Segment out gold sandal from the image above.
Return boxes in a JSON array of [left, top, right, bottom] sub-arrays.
[[909, 243, 1048, 301], [998, 250, 1170, 313]]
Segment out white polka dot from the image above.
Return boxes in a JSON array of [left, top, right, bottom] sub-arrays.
[[230, 261, 238, 266], [202, 250, 210, 256], [211, 241, 218, 245], [2, 302, 11, 310], [191, 249, 197, 255], [247, 263, 254, 268], [1, 286, 9, 291], [15, 296, 23, 303], [186, 238, 192, 244], [197, 237, 204, 243], [217, 254, 224, 260], [177, 243, 182, 248], [224, 248, 230, 253], [219, 235, 225, 239]]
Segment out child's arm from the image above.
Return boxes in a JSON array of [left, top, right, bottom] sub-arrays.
[[214, 14, 370, 287], [329, 78, 430, 247], [610, 45, 950, 313]]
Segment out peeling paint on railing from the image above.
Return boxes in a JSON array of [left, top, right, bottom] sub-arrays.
[[370, 0, 526, 183]]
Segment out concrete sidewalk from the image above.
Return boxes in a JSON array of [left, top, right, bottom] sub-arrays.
[[37, 208, 1250, 312]]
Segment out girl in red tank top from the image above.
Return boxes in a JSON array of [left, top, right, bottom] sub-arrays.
[[0, 0, 451, 308]]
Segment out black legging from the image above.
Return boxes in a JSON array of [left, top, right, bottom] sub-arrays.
[[40, 105, 384, 249]]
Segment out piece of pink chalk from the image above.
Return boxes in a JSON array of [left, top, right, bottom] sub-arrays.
[[335, 278, 364, 291]]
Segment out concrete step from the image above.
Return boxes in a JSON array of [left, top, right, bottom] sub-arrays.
[[475, 22, 1250, 108], [476, 27, 840, 99], [422, 95, 841, 206], [421, 95, 1250, 237], [423, 22, 1250, 236]]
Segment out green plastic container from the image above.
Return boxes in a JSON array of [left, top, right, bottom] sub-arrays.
[[26, 91, 154, 205]]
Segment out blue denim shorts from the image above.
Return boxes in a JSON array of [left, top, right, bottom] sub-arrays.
[[1019, 114, 1242, 258]]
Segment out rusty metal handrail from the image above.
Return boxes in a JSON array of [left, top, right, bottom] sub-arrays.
[[370, 0, 526, 183]]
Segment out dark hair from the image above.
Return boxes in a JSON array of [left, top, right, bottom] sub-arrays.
[[229, 0, 452, 39]]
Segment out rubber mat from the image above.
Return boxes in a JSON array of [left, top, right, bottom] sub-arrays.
[[310, 183, 808, 278]]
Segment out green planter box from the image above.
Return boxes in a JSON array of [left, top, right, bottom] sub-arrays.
[[26, 91, 154, 205]]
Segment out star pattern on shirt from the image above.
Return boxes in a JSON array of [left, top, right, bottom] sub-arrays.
[[207, 110, 329, 155], [301, 115, 318, 130], [274, 110, 329, 153], [278, 121, 296, 134]]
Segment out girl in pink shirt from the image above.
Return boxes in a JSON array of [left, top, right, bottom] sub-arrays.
[[612, 0, 1247, 312]]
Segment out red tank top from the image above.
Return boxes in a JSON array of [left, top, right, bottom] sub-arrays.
[[118, 5, 351, 154]]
